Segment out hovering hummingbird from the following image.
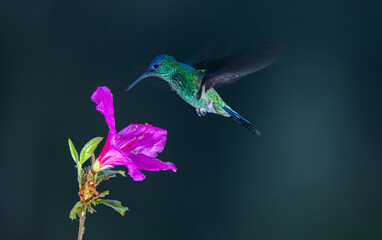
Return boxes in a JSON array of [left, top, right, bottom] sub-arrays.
[[127, 42, 281, 135]]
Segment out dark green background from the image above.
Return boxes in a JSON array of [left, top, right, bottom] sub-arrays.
[[1, 0, 381, 239]]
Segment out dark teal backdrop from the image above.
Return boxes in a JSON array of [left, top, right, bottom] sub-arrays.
[[0, 0, 381, 239]]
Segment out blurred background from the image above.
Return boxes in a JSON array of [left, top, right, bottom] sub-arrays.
[[0, 0, 381, 239]]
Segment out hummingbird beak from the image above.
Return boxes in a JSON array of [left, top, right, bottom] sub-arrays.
[[126, 72, 151, 91]]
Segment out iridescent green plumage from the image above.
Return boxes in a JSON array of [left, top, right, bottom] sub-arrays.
[[157, 56, 230, 116], [127, 44, 281, 134]]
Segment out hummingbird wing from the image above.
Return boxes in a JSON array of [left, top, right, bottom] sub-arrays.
[[197, 44, 282, 95], [190, 38, 233, 68]]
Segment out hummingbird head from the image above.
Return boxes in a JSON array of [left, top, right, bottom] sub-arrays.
[[127, 55, 176, 91]]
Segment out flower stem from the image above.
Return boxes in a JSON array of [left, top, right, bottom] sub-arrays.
[[77, 164, 82, 189], [77, 209, 86, 240]]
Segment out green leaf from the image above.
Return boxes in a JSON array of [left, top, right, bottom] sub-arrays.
[[97, 169, 126, 183], [69, 201, 83, 220], [99, 190, 109, 197], [79, 137, 103, 165], [68, 139, 79, 163], [98, 199, 129, 216], [105, 169, 126, 177]]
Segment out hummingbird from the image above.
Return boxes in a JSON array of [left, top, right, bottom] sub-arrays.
[[127, 42, 281, 135]]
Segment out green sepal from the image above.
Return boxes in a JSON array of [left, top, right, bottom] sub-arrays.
[[68, 139, 79, 164], [69, 201, 84, 220], [97, 169, 126, 183], [97, 199, 129, 216], [99, 190, 109, 197], [79, 137, 103, 165]]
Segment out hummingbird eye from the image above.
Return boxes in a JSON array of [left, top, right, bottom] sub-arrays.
[[152, 64, 159, 70]]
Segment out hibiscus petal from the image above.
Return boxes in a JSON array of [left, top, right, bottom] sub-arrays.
[[117, 124, 167, 158], [128, 153, 177, 172], [91, 87, 117, 138], [96, 133, 146, 181]]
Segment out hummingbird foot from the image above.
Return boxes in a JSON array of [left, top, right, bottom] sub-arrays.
[[195, 108, 207, 117]]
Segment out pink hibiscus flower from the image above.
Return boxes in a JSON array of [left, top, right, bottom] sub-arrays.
[[91, 86, 176, 181]]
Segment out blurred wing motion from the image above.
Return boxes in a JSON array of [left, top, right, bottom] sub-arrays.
[[194, 44, 283, 98], [190, 38, 233, 68]]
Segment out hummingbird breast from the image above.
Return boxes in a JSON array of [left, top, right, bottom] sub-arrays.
[[167, 66, 208, 107], [170, 73, 229, 116], [164, 61, 230, 117]]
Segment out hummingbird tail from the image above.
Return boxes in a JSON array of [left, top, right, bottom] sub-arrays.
[[222, 106, 260, 135]]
